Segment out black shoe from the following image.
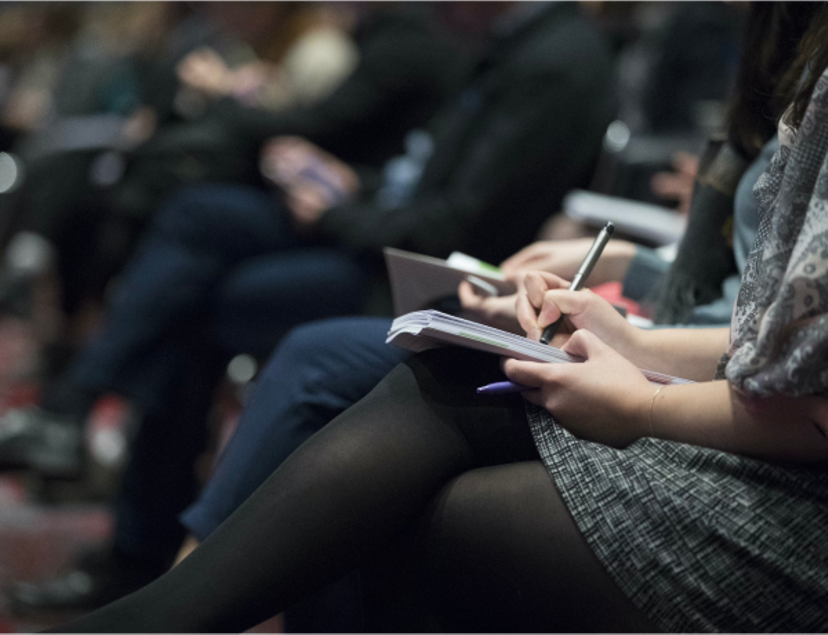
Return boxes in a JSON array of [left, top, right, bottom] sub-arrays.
[[0, 406, 84, 479], [6, 548, 164, 614]]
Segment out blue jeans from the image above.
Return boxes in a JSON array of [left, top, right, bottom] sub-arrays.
[[180, 316, 408, 540]]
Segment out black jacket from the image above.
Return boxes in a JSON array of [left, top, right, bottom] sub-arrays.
[[216, 5, 471, 168], [318, 3, 618, 265], [112, 6, 468, 222]]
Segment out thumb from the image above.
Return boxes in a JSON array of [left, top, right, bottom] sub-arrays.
[[561, 329, 609, 361], [457, 279, 481, 308]]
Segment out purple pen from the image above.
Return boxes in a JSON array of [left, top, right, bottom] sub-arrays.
[[476, 381, 532, 395]]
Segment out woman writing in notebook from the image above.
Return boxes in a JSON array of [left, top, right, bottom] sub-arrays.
[[54, 7, 828, 634]]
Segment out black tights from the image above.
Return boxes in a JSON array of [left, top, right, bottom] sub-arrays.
[[54, 349, 657, 633]]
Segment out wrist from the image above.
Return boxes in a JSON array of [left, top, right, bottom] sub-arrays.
[[620, 382, 659, 444], [645, 384, 670, 439]]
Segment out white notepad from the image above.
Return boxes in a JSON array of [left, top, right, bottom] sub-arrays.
[[387, 310, 691, 386]]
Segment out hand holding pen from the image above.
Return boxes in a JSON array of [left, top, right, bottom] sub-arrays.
[[540, 222, 614, 343], [512, 222, 615, 345], [478, 222, 615, 394]]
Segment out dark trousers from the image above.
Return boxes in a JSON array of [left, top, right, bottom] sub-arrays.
[[68, 183, 365, 408], [62, 184, 367, 568]]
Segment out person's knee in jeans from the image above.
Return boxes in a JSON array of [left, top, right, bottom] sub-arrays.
[[178, 317, 407, 549], [257, 317, 408, 416]]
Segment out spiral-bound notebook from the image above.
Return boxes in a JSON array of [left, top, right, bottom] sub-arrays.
[[387, 310, 692, 386]]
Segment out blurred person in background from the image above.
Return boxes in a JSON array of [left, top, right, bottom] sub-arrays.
[[0, 3, 458, 380], [612, 1, 743, 137], [0, 4, 83, 140], [44, 0, 828, 625], [175, 3, 359, 113], [0, 2, 193, 351], [0, 0, 358, 382], [1, 1, 471, 614], [519, 1, 744, 242], [167, 5, 806, 630], [2, 1, 617, 617]]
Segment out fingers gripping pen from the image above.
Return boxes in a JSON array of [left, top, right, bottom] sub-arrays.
[[539, 221, 614, 345]]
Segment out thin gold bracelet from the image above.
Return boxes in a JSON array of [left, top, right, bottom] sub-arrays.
[[648, 385, 667, 438]]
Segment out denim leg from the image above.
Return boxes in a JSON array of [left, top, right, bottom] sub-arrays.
[[179, 317, 408, 541], [68, 183, 299, 402], [209, 249, 367, 357]]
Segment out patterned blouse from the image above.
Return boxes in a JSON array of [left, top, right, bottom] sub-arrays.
[[722, 69, 828, 399]]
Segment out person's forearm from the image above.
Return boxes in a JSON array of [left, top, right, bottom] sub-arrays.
[[619, 327, 729, 381], [647, 381, 828, 463]]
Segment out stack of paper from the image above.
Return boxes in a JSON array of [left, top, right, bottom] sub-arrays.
[[387, 310, 691, 386]]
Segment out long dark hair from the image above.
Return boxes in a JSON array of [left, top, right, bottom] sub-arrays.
[[727, 3, 822, 158], [777, 3, 828, 129]]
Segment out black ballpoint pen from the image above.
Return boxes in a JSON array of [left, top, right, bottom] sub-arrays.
[[539, 221, 615, 345]]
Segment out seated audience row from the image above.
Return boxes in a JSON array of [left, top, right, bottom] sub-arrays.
[[49, 3, 828, 626], [3, 3, 819, 633]]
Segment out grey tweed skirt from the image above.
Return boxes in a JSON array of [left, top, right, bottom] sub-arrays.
[[525, 404, 828, 632]]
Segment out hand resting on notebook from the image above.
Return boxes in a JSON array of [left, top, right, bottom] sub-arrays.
[[502, 329, 654, 448], [457, 279, 524, 334]]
